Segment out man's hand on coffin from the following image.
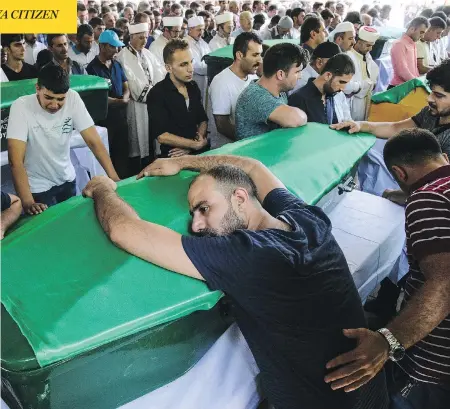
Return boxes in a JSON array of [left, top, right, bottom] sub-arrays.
[[82, 176, 117, 198], [330, 121, 361, 134], [324, 328, 389, 392], [137, 158, 182, 179], [23, 201, 48, 216]]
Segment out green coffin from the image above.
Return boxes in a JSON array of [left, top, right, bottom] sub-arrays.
[[1, 123, 375, 408], [0, 75, 109, 151], [371, 76, 430, 104]]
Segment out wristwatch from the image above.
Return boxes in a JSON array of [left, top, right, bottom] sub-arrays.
[[377, 328, 406, 362]]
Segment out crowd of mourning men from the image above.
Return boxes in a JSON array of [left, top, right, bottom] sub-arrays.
[[1, 1, 450, 409]]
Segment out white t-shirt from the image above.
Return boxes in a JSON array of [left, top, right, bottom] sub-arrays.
[[417, 40, 432, 68], [6, 89, 94, 193], [209, 67, 258, 147], [210, 67, 258, 125]]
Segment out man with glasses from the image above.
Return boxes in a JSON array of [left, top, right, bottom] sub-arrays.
[[149, 16, 183, 67]]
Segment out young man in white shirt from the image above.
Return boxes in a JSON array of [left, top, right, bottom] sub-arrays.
[[23, 34, 47, 66], [7, 64, 119, 215], [209, 32, 263, 147], [417, 16, 446, 74]]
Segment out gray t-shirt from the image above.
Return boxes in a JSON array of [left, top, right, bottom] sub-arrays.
[[235, 81, 288, 140], [412, 107, 450, 156]]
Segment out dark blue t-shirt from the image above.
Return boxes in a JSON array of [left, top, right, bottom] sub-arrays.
[[182, 188, 388, 409], [1, 192, 11, 212]]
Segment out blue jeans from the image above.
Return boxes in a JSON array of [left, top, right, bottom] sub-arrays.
[[32, 180, 76, 207]]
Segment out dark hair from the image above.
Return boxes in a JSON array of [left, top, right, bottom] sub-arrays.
[[344, 11, 362, 24], [1, 34, 24, 49], [321, 53, 355, 76], [35, 49, 54, 71], [77, 3, 87, 12], [429, 16, 447, 30], [252, 0, 262, 10], [313, 2, 324, 11], [116, 18, 129, 28], [408, 16, 429, 30], [300, 16, 321, 43], [143, 10, 152, 16], [134, 12, 149, 23], [198, 10, 212, 19], [111, 27, 124, 38], [200, 165, 258, 200], [420, 8, 433, 19], [163, 38, 189, 63], [185, 9, 195, 19], [431, 11, 447, 22], [163, 0, 171, 6], [153, 10, 161, 17], [117, 1, 125, 12], [268, 4, 278, 12], [321, 8, 334, 20], [77, 24, 94, 39], [101, 5, 111, 15], [47, 34, 66, 47], [383, 129, 442, 170], [88, 7, 98, 14], [254, 14, 266, 26], [89, 17, 104, 28], [37, 64, 70, 94], [205, 4, 214, 12], [233, 32, 263, 60], [443, 6, 450, 16], [427, 59, 450, 92], [291, 8, 305, 19], [325, 1, 335, 8], [171, 3, 182, 12], [263, 43, 307, 77], [190, 1, 200, 9], [270, 15, 281, 26]]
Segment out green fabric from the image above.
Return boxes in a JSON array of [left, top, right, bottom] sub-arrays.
[[206, 38, 300, 59], [371, 76, 430, 104], [1, 123, 375, 367], [0, 75, 109, 110]]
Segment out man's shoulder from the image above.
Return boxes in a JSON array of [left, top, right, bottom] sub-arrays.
[[210, 67, 232, 88]]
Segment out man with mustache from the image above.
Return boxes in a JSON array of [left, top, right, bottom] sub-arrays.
[[47, 34, 87, 75], [288, 53, 354, 124], [83, 150, 389, 409], [209, 32, 262, 148], [23, 34, 46, 66]]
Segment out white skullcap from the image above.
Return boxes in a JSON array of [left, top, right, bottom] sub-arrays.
[[188, 16, 205, 28], [358, 26, 380, 43], [129, 23, 149, 34], [216, 12, 233, 25], [334, 22, 355, 34], [162, 16, 183, 27]]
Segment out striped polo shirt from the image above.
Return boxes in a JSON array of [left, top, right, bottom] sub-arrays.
[[398, 165, 450, 386]]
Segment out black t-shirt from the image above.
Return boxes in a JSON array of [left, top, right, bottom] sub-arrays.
[[147, 73, 209, 158], [412, 106, 450, 156], [182, 189, 388, 409], [288, 78, 338, 125], [1, 192, 11, 212], [1, 62, 38, 81]]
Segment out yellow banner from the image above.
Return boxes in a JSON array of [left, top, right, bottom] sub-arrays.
[[0, 0, 77, 34]]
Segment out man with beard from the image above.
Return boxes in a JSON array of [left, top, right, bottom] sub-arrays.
[[83, 149, 389, 409], [288, 53, 354, 124], [23, 34, 46, 66], [209, 12, 234, 51], [117, 22, 165, 172], [149, 16, 183, 67], [332, 59, 450, 201], [1, 34, 37, 81], [209, 32, 262, 147], [344, 26, 379, 121], [235, 43, 308, 139], [47, 34, 87, 75], [330, 21, 356, 52], [147, 39, 208, 159], [68, 24, 98, 69], [325, 129, 450, 409]]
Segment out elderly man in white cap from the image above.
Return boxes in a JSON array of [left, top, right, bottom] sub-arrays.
[[116, 22, 165, 173], [261, 15, 294, 40], [330, 21, 356, 52], [344, 26, 380, 121], [209, 12, 234, 51], [186, 16, 211, 105], [149, 16, 183, 67]]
